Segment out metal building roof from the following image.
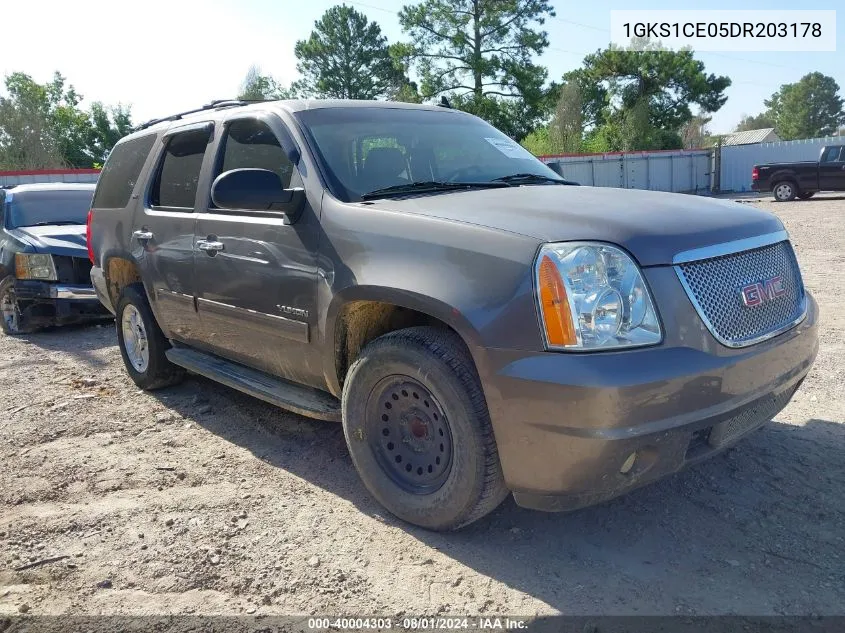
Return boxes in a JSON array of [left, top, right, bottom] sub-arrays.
[[721, 128, 781, 146]]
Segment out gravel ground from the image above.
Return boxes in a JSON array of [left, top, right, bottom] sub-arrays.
[[1, 194, 843, 617]]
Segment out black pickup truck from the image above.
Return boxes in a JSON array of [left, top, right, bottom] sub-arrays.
[[752, 144, 845, 201]]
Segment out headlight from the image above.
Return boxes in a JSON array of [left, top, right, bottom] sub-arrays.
[[535, 242, 661, 350], [15, 253, 57, 281]]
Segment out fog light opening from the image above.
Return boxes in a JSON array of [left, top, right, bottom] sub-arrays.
[[620, 452, 637, 475]]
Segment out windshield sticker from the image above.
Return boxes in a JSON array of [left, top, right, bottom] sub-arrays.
[[485, 137, 528, 159]]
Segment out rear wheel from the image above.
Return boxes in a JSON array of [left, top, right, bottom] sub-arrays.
[[797, 191, 816, 200], [116, 283, 184, 390], [342, 326, 509, 531], [773, 181, 797, 202], [0, 276, 35, 335]]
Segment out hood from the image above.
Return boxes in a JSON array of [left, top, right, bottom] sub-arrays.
[[364, 186, 783, 266], [8, 224, 88, 258]]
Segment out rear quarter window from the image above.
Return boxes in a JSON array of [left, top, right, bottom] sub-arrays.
[[92, 134, 157, 209]]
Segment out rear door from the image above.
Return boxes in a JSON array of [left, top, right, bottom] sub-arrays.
[[818, 145, 845, 191], [132, 123, 212, 343], [191, 113, 323, 387]]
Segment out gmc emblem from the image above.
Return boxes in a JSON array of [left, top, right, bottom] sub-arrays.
[[740, 276, 786, 307]]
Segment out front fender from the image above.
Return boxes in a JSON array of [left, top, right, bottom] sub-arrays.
[[317, 196, 544, 395]]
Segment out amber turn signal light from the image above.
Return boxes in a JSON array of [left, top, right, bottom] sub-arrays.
[[538, 255, 577, 347]]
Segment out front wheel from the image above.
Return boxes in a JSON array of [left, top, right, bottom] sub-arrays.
[[0, 276, 35, 335], [773, 181, 797, 202], [115, 283, 184, 390], [342, 326, 509, 531]]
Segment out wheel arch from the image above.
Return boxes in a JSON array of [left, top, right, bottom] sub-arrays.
[[103, 255, 143, 310], [323, 286, 484, 398]]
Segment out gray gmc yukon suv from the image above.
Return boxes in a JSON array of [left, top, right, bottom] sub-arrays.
[[88, 99, 818, 530]]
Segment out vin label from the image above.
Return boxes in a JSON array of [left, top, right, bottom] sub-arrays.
[[610, 10, 836, 52]]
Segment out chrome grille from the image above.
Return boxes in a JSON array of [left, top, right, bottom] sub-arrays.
[[676, 240, 806, 347]]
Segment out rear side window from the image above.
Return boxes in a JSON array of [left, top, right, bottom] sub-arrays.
[[92, 134, 156, 209], [151, 128, 211, 209]]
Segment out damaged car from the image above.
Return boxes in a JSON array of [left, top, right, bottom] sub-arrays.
[[0, 183, 111, 334]]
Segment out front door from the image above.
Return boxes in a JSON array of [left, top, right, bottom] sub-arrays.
[[819, 145, 845, 191], [132, 124, 212, 344], [191, 115, 323, 387]]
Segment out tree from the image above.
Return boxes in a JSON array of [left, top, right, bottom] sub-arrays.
[[399, 0, 554, 139], [238, 66, 296, 101], [0, 71, 132, 169], [764, 72, 845, 140], [735, 112, 775, 133], [520, 126, 558, 155], [293, 5, 402, 100], [550, 80, 583, 153], [680, 113, 713, 148], [87, 102, 133, 164], [568, 42, 730, 151], [387, 43, 422, 103]]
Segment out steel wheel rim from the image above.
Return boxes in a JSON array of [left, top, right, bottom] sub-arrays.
[[365, 375, 454, 495], [776, 183, 792, 200], [121, 305, 149, 372], [1, 288, 20, 333]]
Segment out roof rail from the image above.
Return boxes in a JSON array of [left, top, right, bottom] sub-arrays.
[[134, 99, 274, 132]]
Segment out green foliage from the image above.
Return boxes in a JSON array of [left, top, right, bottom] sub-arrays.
[[567, 42, 729, 152], [399, 0, 554, 140], [238, 66, 297, 101], [387, 43, 422, 103], [520, 127, 558, 155], [87, 102, 134, 163], [293, 5, 405, 100], [734, 112, 776, 133], [764, 72, 845, 140], [550, 80, 583, 153], [680, 114, 713, 148], [0, 72, 132, 169]]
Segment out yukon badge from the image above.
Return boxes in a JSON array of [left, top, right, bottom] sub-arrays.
[[740, 275, 786, 307], [277, 305, 309, 319]]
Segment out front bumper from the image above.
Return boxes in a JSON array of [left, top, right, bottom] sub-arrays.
[[480, 291, 819, 512], [13, 279, 111, 328]]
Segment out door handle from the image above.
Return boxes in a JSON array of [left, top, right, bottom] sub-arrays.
[[132, 230, 154, 242], [196, 240, 225, 254]]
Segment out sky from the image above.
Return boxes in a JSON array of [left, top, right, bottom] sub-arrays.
[[1, 0, 842, 134]]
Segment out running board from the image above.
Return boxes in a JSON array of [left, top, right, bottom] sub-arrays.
[[165, 347, 341, 422]]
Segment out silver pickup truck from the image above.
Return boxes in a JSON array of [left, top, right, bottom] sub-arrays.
[[87, 99, 818, 530]]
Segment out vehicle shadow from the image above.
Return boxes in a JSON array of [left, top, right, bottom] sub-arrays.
[[153, 376, 845, 615], [799, 195, 845, 202], [17, 319, 115, 368]]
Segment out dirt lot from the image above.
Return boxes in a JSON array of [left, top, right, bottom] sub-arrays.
[[1, 194, 843, 618]]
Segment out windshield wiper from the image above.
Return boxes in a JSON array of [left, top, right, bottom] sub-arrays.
[[361, 180, 510, 200], [492, 173, 576, 185]]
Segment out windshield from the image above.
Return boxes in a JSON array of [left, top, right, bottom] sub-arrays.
[[295, 107, 563, 202], [5, 188, 93, 229]]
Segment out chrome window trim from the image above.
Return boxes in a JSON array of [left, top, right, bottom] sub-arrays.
[[672, 230, 789, 265]]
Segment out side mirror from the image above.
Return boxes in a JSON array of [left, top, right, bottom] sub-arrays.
[[211, 168, 306, 219]]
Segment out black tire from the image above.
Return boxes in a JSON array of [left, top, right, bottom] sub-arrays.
[[115, 283, 184, 390], [797, 191, 816, 200], [773, 181, 797, 202], [342, 326, 509, 531], [0, 276, 36, 335]]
